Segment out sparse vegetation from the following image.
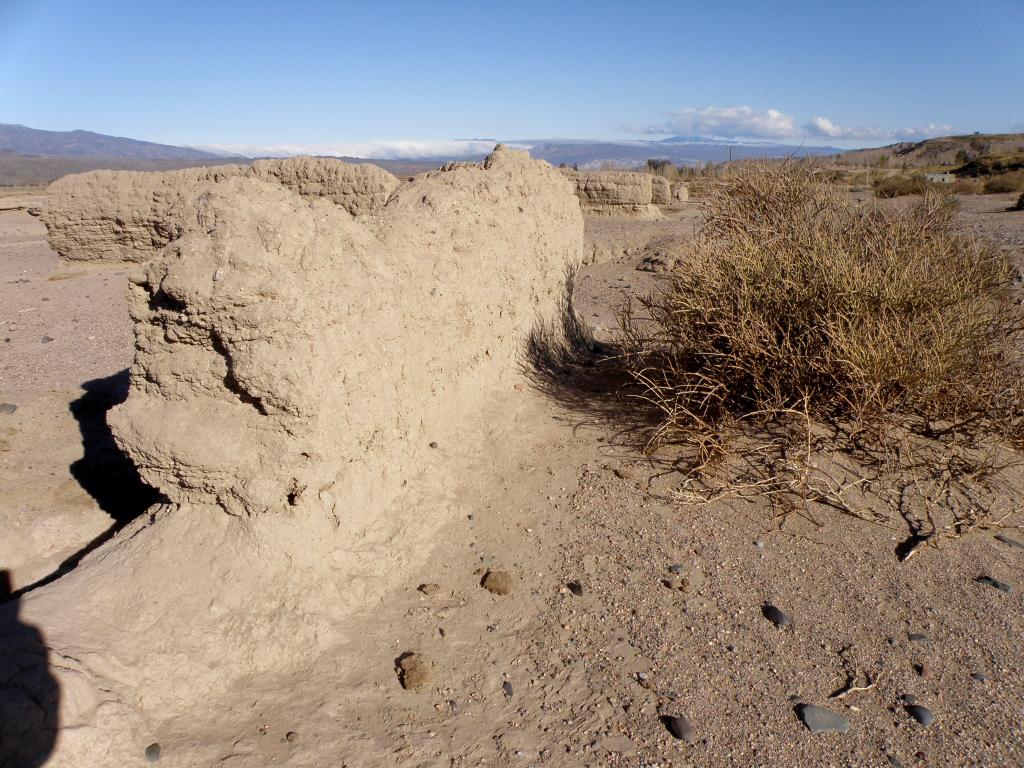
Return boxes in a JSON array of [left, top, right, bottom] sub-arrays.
[[616, 163, 1024, 552], [872, 173, 928, 198], [950, 177, 984, 195], [956, 151, 1024, 178], [982, 171, 1024, 194]]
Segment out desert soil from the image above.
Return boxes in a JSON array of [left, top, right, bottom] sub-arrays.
[[2, 191, 1024, 766]]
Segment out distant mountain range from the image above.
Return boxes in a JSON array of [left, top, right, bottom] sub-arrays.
[[0, 122, 234, 161], [518, 137, 841, 169], [1, 122, 843, 166]]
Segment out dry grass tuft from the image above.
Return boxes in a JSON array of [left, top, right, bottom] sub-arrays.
[[617, 162, 1024, 553]]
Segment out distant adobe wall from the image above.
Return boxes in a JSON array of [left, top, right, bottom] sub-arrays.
[[559, 168, 663, 217], [41, 157, 402, 262], [651, 175, 671, 205], [42, 165, 245, 263], [247, 157, 399, 216]]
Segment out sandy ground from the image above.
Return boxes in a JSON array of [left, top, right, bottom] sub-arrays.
[[0, 195, 158, 592], [2, 192, 1024, 766]]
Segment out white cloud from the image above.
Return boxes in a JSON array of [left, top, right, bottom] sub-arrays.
[[635, 105, 951, 144], [803, 116, 951, 142], [193, 139, 523, 160], [639, 106, 799, 140]]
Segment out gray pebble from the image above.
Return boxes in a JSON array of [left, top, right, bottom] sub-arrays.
[[41, 335, 54, 343], [901, 693, 917, 705], [663, 714, 695, 743], [668, 564, 685, 575], [754, 539, 765, 549], [906, 704, 935, 726], [908, 633, 928, 642], [428, 441, 438, 449], [971, 672, 988, 682], [145, 743, 161, 762], [0, 403, 16, 415], [566, 581, 584, 596], [798, 704, 850, 734], [978, 576, 1013, 593], [502, 681, 513, 699], [762, 604, 791, 628]]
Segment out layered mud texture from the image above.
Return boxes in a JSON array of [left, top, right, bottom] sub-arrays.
[[247, 157, 399, 215]]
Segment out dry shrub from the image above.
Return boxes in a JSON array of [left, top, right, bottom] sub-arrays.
[[873, 174, 926, 198], [618, 162, 1024, 553], [951, 177, 983, 195], [983, 171, 1024, 194]]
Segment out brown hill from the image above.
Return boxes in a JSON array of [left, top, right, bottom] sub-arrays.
[[840, 133, 1024, 167]]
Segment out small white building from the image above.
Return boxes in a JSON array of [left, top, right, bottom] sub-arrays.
[[924, 172, 956, 184]]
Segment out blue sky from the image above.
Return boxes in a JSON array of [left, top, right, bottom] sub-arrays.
[[1, 0, 1021, 157]]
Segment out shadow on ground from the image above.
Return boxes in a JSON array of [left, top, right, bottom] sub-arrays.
[[11, 370, 163, 598], [0, 570, 59, 767], [522, 267, 683, 469]]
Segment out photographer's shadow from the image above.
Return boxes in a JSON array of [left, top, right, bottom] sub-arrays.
[[0, 570, 59, 767]]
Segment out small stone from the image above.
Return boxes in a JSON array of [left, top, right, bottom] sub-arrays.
[[762, 604, 791, 628], [977, 575, 1013, 593], [798, 704, 850, 734], [971, 672, 988, 683], [663, 714, 695, 743], [41, 335, 54, 343], [908, 633, 928, 642], [428, 441, 438, 449], [906, 704, 935, 726], [285, 731, 298, 743], [613, 467, 635, 480], [213, 269, 225, 281], [887, 637, 898, 647], [145, 743, 161, 762], [481, 570, 514, 595], [901, 693, 917, 705], [668, 564, 685, 575], [995, 534, 1024, 551], [397, 653, 434, 690], [754, 539, 765, 549], [502, 681, 513, 699], [0, 403, 16, 415], [566, 581, 584, 596], [417, 583, 441, 595]]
